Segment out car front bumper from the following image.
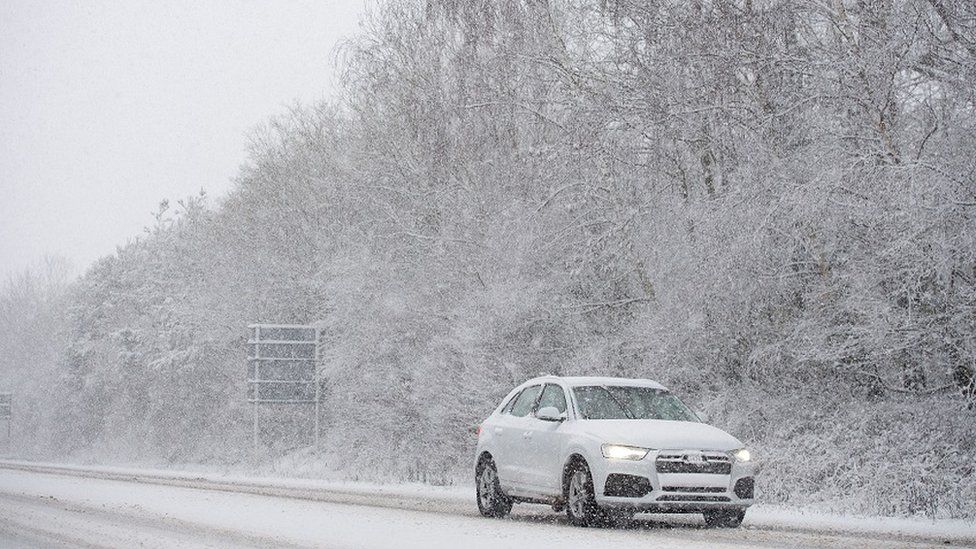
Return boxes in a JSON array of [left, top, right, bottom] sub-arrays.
[[590, 450, 759, 512]]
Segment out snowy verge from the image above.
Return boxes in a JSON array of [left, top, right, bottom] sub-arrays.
[[747, 504, 976, 543], [1, 459, 973, 544]]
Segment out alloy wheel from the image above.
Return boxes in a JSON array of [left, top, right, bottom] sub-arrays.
[[478, 465, 496, 510], [476, 459, 512, 518], [568, 470, 587, 518]]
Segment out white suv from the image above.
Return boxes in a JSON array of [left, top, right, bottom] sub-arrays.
[[474, 376, 757, 527]]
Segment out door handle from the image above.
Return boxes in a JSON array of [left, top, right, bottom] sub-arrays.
[[522, 431, 532, 439], [494, 427, 503, 435]]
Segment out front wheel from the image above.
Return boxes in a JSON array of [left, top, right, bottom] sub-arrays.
[[476, 457, 512, 518], [566, 462, 600, 527], [703, 508, 745, 528]]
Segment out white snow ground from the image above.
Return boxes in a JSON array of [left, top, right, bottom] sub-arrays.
[[0, 461, 973, 548]]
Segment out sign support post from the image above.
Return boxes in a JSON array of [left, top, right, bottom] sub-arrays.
[[252, 326, 260, 451], [0, 393, 11, 446], [313, 330, 321, 449]]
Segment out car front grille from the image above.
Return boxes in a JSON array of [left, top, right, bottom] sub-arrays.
[[656, 451, 732, 475]]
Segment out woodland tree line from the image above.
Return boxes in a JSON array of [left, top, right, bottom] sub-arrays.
[[1, 0, 975, 517]]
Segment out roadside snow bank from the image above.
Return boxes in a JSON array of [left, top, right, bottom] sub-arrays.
[[746, 505, 976, 543]]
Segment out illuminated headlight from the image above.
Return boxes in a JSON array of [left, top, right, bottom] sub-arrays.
[[731, 448, 752, 462], [601, 444, 650, 461]]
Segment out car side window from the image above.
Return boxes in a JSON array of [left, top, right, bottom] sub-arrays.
[[501, 390, 522, 414], [536, 384, 567, 415], [509, 385, 542, 417]]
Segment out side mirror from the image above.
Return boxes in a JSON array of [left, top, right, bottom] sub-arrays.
[[536, 406, 565, 422], [695, 409, 709, 423]]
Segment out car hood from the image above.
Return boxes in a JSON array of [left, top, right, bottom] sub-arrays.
[[579, 419, 742, 451]]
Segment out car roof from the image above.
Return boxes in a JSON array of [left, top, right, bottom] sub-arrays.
[[521, 375, 668, 391]]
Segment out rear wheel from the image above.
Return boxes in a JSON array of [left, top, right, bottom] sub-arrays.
[[566, 462, 600, 527], [703, 508, 745, 528], [476, 457, 512, 518]]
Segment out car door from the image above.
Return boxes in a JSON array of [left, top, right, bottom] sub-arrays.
[[484, 389, 520, 488], [495, 384, 542, 489], [521, 383, 570, 495]]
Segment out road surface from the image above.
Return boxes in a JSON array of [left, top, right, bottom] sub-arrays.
[[0, 461, 971, 548]]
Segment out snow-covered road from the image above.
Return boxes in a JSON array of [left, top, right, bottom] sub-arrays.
[[0, 462, 970, 548]]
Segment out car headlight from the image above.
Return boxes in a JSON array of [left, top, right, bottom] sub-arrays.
[[601, 444, 650, 461], [731, 448, 752, 462]]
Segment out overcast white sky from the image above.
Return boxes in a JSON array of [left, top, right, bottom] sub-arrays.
[[1, 0, 365, 280]]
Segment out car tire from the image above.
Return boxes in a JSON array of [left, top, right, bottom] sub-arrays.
[[476, 457, 512, 518], [565, 461, 601, 527], [703, 508, 745, 528]]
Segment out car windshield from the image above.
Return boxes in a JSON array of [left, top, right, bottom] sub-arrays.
[[572, 385, 699, 421]]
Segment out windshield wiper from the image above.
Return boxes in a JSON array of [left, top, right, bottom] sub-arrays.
[[600, 386, 635, 420]]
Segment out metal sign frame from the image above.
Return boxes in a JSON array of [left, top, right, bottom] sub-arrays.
[[246, 324, 321, 449]]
